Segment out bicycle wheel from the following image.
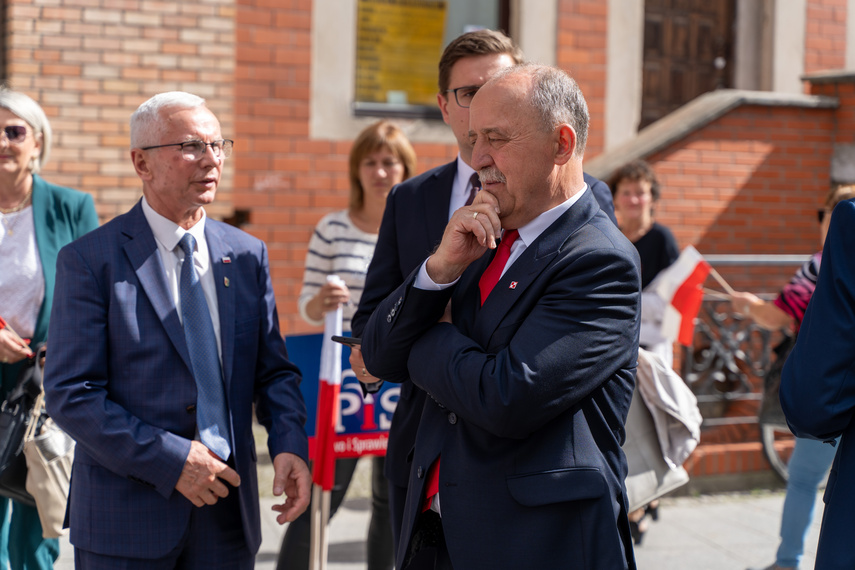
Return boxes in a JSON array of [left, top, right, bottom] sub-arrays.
[[761, 421, 795, 482]]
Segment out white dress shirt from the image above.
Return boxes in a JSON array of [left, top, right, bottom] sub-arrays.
[[447, 155, 479, 220], [141, 196, 222, 361]]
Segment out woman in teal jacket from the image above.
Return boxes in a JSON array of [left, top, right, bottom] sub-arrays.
[[0, 88, 98, 569]]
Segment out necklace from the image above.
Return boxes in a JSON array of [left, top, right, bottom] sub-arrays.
[[0, 189, 32, 237]]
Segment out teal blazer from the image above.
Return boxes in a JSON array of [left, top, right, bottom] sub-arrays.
[[0, 174, 98, 394]]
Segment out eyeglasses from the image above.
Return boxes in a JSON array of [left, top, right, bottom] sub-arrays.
[[818, 208, 831, 223], [141, 139, 234, 160], [444, 85, 481, 108], [0, 126, 28, 144]]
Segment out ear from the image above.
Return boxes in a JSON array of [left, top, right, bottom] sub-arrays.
[[437, 92, 452, 126], [131, 149, 153, 181], [554, 124, 576, 165]]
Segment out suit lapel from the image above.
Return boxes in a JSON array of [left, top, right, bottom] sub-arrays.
[[121, 201, 193, 373], [472, 190, 601, 339], [205, 221, 235, 391], [424, 161, 457, 250]]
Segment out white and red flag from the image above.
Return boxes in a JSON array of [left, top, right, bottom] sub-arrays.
[[650, 245, 711, 346], [312, 276, 343, 491]]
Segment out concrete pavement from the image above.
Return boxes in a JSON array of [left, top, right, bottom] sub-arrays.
[[54, 461, 822, 569]]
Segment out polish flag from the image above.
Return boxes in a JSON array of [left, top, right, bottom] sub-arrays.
[[312, 277, 344, 491], [652, 246, 711, 346]]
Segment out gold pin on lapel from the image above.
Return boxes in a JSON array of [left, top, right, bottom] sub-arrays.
[[224, 277, 230, 288]]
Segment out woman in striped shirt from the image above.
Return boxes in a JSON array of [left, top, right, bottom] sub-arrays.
[[279, 120, 416, 570]]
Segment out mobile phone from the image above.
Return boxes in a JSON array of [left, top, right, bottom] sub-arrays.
[[331, 335, 362, 347]]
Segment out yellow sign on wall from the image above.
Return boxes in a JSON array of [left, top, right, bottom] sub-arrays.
[[355, 0, 447, 107]]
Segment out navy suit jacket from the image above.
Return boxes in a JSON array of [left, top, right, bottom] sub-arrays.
[[351, 160, 616, 488], [44, 201, 308, 558], [361, 188, 639, 569], [781, 198, 855, 570]]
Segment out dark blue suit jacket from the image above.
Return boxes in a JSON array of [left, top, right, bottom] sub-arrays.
[[351, 160, 616, 488], [361, 188, 639, 569], [44, 201, 308, 559], [781, 198, 855, 570]]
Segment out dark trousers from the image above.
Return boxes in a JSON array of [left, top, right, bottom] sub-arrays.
[[401, 510, 453, 570], [276, 456, 394, 570]]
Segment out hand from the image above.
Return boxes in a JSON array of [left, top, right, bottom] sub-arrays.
[[730, 291, 762, 317], [439, 300, 453, 324], [175, 440, 241, 507], [0, 328, 33, 365], [270, 452, 311, 524], [307, 281, 351, 321], [349, 347, 382, 384], [425, 191, 502, 284]]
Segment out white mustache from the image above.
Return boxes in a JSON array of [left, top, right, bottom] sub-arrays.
[[478, 168, 506, 184]]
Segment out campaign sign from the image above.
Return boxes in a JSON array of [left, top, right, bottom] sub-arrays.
[[285, 333, 399, 459]]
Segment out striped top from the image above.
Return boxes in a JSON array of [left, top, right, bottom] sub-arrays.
[[773, 251, 821, 331], [298, 209, 378, 331]]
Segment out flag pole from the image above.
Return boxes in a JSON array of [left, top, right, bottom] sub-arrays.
[[308, 275, 344, 570], [708, 266, 736, 296]]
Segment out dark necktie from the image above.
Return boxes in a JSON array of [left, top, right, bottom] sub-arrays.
[[478, 229, 520, 305], [178, 233, 231, 461], [465, 172, 481, 206]]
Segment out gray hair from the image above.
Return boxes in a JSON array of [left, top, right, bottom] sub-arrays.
[[130, 91, 207, 149], [492, 63, 589, 158], [0, 88, 52, 173]]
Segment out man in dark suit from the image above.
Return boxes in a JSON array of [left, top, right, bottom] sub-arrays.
[[44, 92, 311, 568], [781, 198, 855, 570], [350, 30, 617, 555], [360, 63, 640, 569]]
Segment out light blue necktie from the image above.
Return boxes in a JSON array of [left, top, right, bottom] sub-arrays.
[[178, 233, 231, 461]]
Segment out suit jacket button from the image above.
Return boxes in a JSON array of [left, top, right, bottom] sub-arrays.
[[387, 314, 392, 322], [186, 405, 196, 414], [448, 412, 457, 425], [417, 466, 425, 478]]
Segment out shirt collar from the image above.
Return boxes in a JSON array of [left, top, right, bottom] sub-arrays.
[[513, 184, 589, 248], [141, 196, 208, 258]]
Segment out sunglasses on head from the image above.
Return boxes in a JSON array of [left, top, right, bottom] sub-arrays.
[[1, 125, 28, 144]]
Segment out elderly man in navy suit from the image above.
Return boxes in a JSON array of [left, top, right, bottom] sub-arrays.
[[44, 92, 311, 568], [781, 197, 855, 570], [350, 30, 617, 556], [361, 63, 640, 569]]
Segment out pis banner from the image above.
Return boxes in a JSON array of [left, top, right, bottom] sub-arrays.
[[285, 333, 399, 459]]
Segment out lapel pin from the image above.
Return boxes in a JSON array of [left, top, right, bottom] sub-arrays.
[[224, 277, 230, 288], [509, 281, 518, 289], [222, 257, 231, 264]]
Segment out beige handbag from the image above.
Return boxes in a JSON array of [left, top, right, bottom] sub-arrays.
[[23, 391, 74, 538]]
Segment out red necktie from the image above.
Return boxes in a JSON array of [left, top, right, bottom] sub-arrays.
[[422, 229, 521, 513], [478, 229, 519, 305]]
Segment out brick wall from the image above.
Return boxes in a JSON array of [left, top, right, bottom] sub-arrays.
[[805, 0, 847, 76], [556, 0, 607, 157], [6, 0, 237, 221], [647, 104, 835, 293]]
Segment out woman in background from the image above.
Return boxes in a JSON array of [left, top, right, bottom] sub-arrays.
[[0, 88, 98, 569], [738, 184, 855, 570], [612, 159, 680, 544], [277, 120, 417, 570]]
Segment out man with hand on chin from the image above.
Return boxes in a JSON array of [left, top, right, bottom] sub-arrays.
[[45, 91, 310, 568], [361, 64, 641, 569]]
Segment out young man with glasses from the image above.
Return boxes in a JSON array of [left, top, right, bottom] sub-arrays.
[[351, 30, 617, 561], [44, 91, 311, 568]]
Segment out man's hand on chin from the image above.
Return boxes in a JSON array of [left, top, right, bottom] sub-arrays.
[[270, 452, 312, 524], [176, 440, 241, 507]]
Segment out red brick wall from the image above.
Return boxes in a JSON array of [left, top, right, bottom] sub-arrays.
[[805, 0, 847, 75], [647, 104, 835, 293], [6, 0, 236, 221], [556, 0, 608, 157]]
